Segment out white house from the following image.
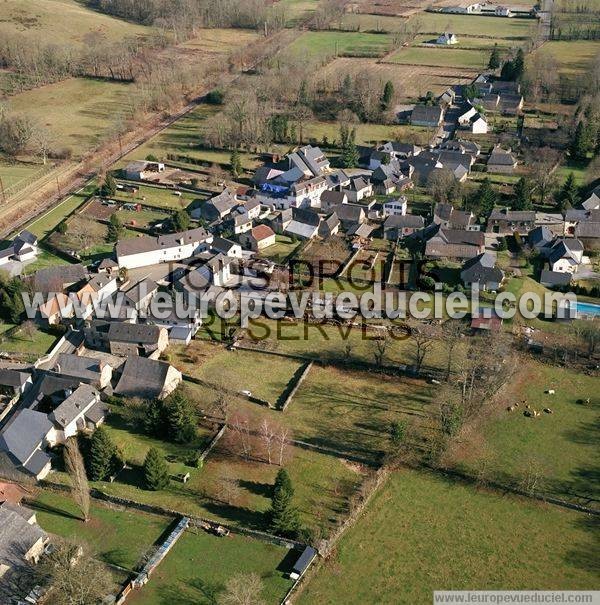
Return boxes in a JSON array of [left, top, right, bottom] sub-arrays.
[[436, 32, 458, 45], [0, 230, 39, 267], [124, 160, 165, 181], [548, 239, 585, 274], [212, 236, 243, 258], [116, 227, 212, 269], [48, 384, 105, 443], [458, 106, 488, 134], [288, 176, 329, 209], [383, 197, 408, 217]]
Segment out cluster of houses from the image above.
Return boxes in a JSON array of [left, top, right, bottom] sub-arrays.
[[436, 2, 536, 18]]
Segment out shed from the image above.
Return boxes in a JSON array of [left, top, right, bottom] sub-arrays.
[[290, 546, 317, 580]]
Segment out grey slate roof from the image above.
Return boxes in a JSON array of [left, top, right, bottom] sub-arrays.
[[0, 369, 30, 388], [0, 409, 52, 466], [540, 269, 572, 287], [56, 353, 106, 383], [116, 227, 209, 257], [49, 384, 99, 429], [0, 503, 47, 570], [125, 278, 158, 305], [114, 356, 174, 399], [384, 214, 425, 230], [461, 253, 504, 286], [108, 322, 162, 345], [411, 105, 443, 124]]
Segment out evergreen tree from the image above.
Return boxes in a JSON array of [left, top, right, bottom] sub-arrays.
[[172, 209, 190, 232], [513, 176, 534, 210], [297, 79, 310, 106], [557, 172, 580, 210], [513, 48, 525, 80], [339, 125, 359, 168], [143, 447, 169, 491], [488, 44, 501, 70], [268, 469, 301, 538], [230, 148, 242, 178], [341, 74, 352, 101], [570, 121, 591, 160], [163, 389, 196, 444], [380, 81, 394, 111], [101, 173, 117, 198], [88, 427, 118, 481], [475, 177, 498, 216], [106, 213, 124, 243], [144, 398, 166, 437]]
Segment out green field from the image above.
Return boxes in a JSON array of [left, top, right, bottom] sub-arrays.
[[533, 40, 600, 77], [300, 470, 599, 604], [0, 325, 59, 357], [258, 235, 301, 264], [449, 360, 600, 507], [31, 489, 170, 571], [388, 46, 490, 69], [6, 78, 133, 158], [410, 12, 537, 39], [0, 0, 151, 46], [112, 184, 201, 211], [279, 0, 320, 26], [286, 31, 395, 61], [128, 530, 293, 605], [0, 162, 46, 194]]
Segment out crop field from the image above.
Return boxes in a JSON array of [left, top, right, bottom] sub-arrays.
[[315, 57, 477, 100], [387, 46, 490, 69], [299, 469, 599, 604], [5, 78, 133, 158], [286, 31, 396, 62], [277, 0, 321, 26], [346, 249, 386, 283], [0, 162, 45, 193], [128, 530, 294, 605], [0, 0, 151, 46], [345, 1, 426, 18], [446, 360, 600, 508]]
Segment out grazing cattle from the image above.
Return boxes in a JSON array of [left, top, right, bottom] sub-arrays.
[[524, 410, 532, 417], [547, 389, 555, 395], [507, 406, 514, 412], [543, 408, 553, 414], [525, 404, 531, 409], [514, 402, 519, 407]]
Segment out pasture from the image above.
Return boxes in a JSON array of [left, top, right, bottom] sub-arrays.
[[6, 78, 133, 158], [532, 40, 600, 78], [387, 46, 490, 70], [0, 0, 151, 46], [299, 469, 599, 604], [446, 360, 600, 508]]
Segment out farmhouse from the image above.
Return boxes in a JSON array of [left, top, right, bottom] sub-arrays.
[[425, 228, 485, 260], [547, 238, 585, 274], [284, 208, 321, 240], [211, 236, 243, 258], [384, 214, 425, 240], [582, 185, 600, 210], [487, 208, 535, 235], [383, 197, 408, 217], [461, 252, 504, 291], [434, 203, 478, 231], [319, 213, 341, 238], [84, 320, 168, 357], [0, 502, 48, 579], [344, 176, 373, 203], [124, 278, 159, 312], [114, 356, 182, 400], [55, 353, 113, 389], [115, 227, 212, 269], [334, 204, 367, 229], [436, 32, 459, 45], [458, 106, 488, 133], [411, 105, 444, 128], [246, 225, 277, 251], [48, 384, 106, 442], [487, 146, 518, 174]]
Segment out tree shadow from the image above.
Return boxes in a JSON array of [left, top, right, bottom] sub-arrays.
[[201, 501, 267, 531], [29, 500, 82, 521], [238, 479, 273, 498]]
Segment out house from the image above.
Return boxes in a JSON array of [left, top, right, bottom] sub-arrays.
[[437, 150, 474, 181], [144, 306, 201, 340], [383, 214, 425, 240], [247, 225, 277, 251], [55, 353, 113, 389], [534, 212, 564, 235], [347, 223, 375, 241], [34, 264, 88, 294], [320, 190, 348, 212], [540, 269, 572, 288], [231, 212, 253, 235], [211, 236, 243, 259], [574, 220, 600, 250], [547, 238, 585, 274], [196, 189, 238, 222], [343, 176, 373, 203], [288, 145, 330, 177], [425, 227, 485, 260], [471, 309, 503, 331], [495, 5, 513, 17], [98, 257, 119, 274], [411, 105, 444, 128], [491, 80, 521, 95], [38, 293, 74, 326], [582, 185, 600, 210], [288, 176, 329, 209], [487, 146, 518, 174], [383, 197, 408, 217], [434, 203, 478, 230], [498, 94, 524, 115], [370, 162, 412, 195], [478, 93, 500, 112], [440, 3, 481, 14], [528, 226, 555, 253], [12, 230, 38, 263], [408, 152, 444, 186], [487, 208, 535, 235], [0, 501, 49, 579], [368, 142, 421, 169], [124, 278, 158, 312], [439, 87, 456, 106], [114, 356, 182, 400], [187, 254, 234, 290], [458, 106, 488, 134], [84, 320, 169, 357], [436, 32, 459, 45], [318, 213, 340, 239], [439, 139, 481, 157], [48, 384, 106, 442], [124, 160, 165, 181], [284, 208, 321, 240], [333, 204, 367, 230], [0, 369, 32, 400], [461, 252, 504, 291], [0, 409, 55, 479], [115, 227, 212, 269]]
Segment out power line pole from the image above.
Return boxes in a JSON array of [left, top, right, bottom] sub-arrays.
[[0, 177, 5, 204]]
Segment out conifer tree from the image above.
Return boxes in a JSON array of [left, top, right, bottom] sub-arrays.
[[88, 427, 118, 482], [143, 447, 169, 491]]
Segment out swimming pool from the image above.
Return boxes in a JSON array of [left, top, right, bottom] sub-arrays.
[[574, 301, 600, 318]]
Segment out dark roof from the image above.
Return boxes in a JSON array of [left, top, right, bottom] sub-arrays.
[[0, 503, 47, 569], [333, 203, 365, 224], [488, 147, 517, 166], [292, 208, 321, 227], [212, 237, 239, 253], [125, 278, 158, 304], [34, 264, 88, 292], [320, 191, 347, 206], [540, 269, 572, 287], [411, 105, 443, 124], [0, 368, 30, 388], [528, 226, 554, 249], [292, 546, 317, 575], [108, 322, 162, 344], [114, 357, 175, 399], [384, 214, 425, 230], [461, 253, 504, 285], [0, 410, 52, 465], [575, 222, 600, 239], [56, 353, 105, 382], [116, 227, 209, 257], [488, 208, 535, 222]]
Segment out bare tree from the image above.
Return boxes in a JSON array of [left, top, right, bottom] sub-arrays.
[[64, 437, 90, 523], [275, 425, 291, 466], [229, 413, 253, 460], [373, 337, 388, 368], [259, 418, 276, 465], [215, 468, 241, 505], [218, 572, 265, 605], [408, 321, 437, 374], [441, 320, 465, 381]]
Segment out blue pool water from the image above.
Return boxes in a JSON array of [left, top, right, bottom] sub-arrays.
[[575, 302, 600, 317]]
